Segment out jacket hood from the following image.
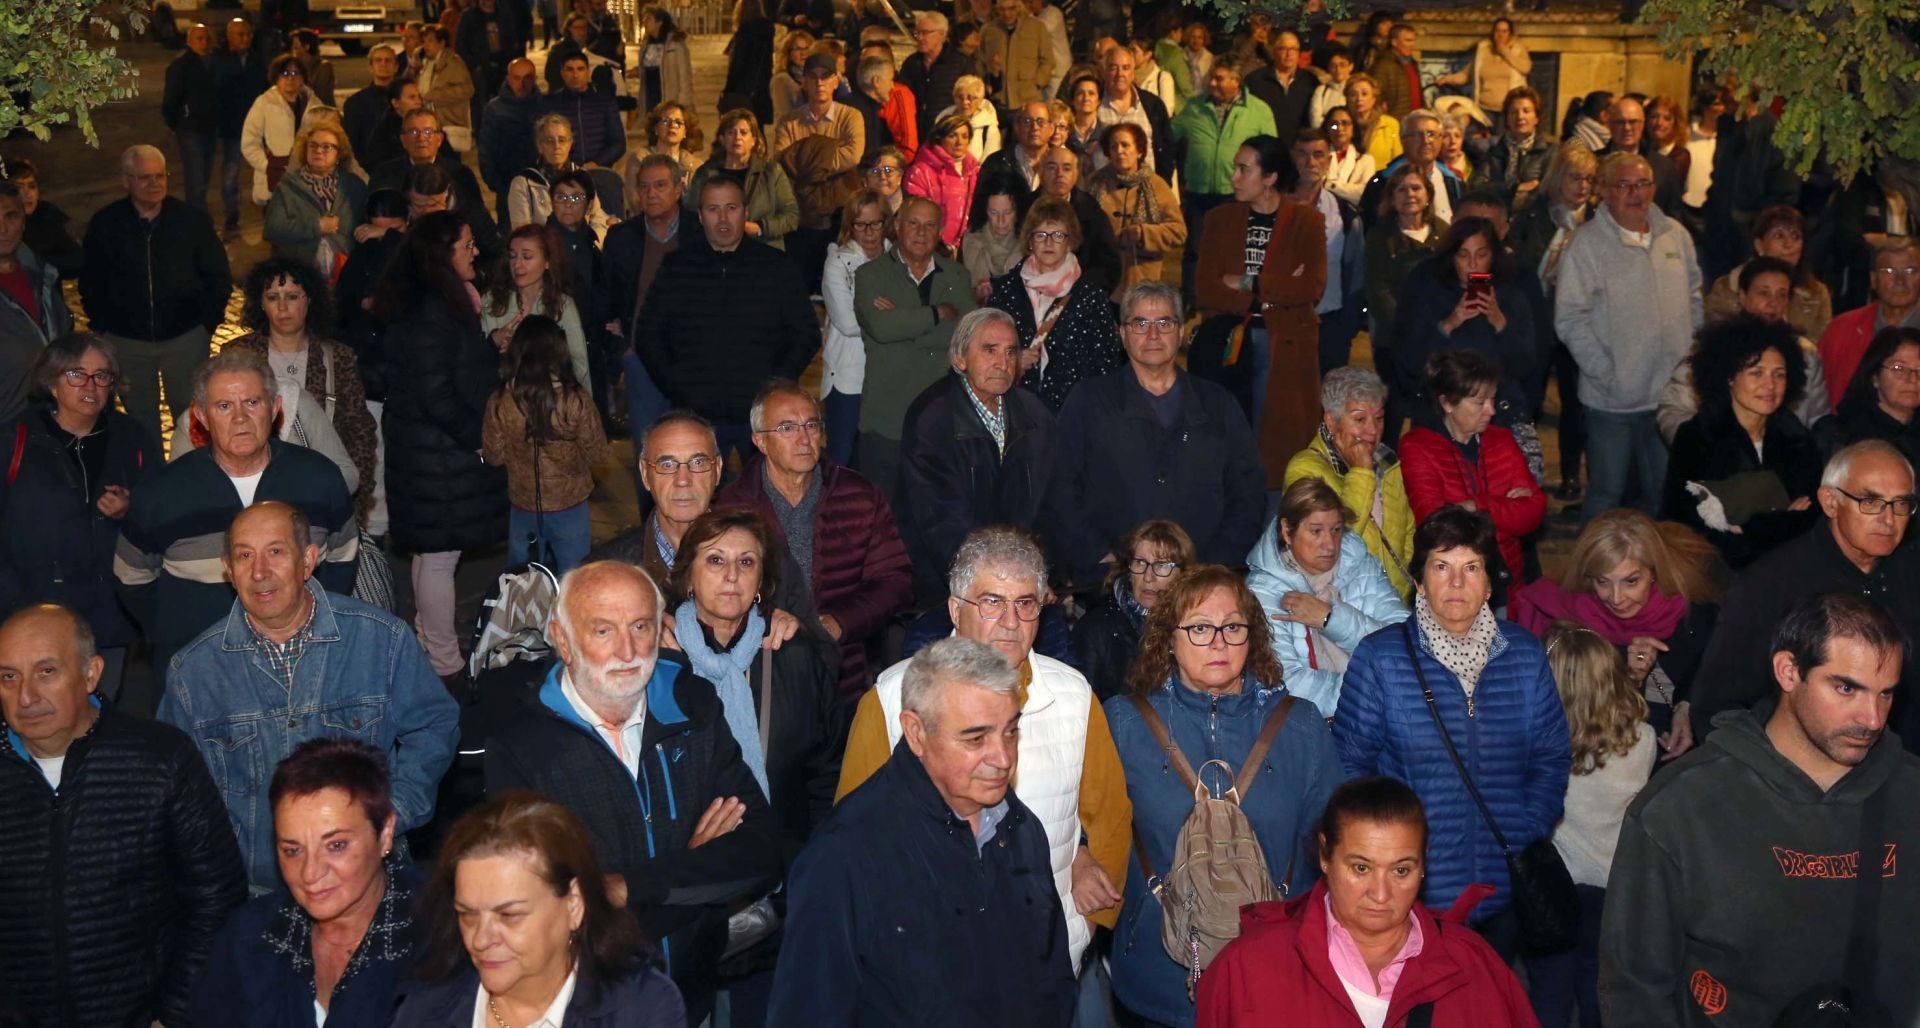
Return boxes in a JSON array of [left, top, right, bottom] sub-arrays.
[[1246, 515, 1375, 588], [536, 653, 691, 741], [1704, 696, 1906, 804]]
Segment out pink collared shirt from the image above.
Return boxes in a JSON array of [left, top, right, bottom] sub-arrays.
[[1325, 894, 1425, 999]]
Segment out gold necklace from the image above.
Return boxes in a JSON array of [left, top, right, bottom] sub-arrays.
[[486, 994, 514, 1028]]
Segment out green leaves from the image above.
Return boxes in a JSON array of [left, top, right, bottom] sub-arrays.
[[0, 0, 146, 145]]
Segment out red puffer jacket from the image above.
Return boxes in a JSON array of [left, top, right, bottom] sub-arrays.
[[1198, 880, 1539, 1028], [1398, 424, 1547, 584], [717, 456, 916, 699]]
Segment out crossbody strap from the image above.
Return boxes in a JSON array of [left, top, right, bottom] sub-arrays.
[[1128, 693, 1198, 791], [1400, 622, 1513, 856], [758, 646, 775, 757], [1233, 696, 1296, 797], [1127, 692, 1299, 887]]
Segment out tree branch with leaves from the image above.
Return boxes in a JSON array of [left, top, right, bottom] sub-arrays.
[[0, 0, 147, 145]]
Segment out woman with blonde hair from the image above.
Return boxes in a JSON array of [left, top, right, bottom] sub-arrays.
[[1529, 621, 1655, 1028], [1343, 73, 1401, 170], [1511, 508, 1722, 760], [264, 120, 366, 272], [1072, 518, 1199, 701], [819, 187, 891, 464]]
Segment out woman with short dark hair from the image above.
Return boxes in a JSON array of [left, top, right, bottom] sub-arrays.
[[984, 196, 1126, 411], [1392, 216, 1539, 432], [392, 792, 685, 1026], [1821, 325, 1920, 463], [1086, 120, 1188, 295], [1071, 518, 1198, 701], [192, 739, 422, 1026], [1334, 506, 1571, 960]]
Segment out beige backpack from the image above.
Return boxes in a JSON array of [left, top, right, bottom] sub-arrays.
[[1128, 694, 1297, 1000]]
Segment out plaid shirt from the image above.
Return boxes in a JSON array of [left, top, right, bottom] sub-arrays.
[[963, 377, 1008, 456], [246, 599, 318, 692]]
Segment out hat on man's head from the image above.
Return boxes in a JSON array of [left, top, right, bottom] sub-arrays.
[[803, 53, 838, 77]]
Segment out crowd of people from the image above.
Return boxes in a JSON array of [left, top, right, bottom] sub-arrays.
[[3, 2, 1920, 1027]]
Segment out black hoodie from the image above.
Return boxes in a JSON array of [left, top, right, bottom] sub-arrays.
[[1599, 700, 1920, 1026]]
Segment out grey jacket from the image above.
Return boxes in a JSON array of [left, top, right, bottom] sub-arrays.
[[0, 245, 71, 423], [1553, 203, 1704, 413]]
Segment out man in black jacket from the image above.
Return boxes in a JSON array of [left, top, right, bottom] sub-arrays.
[[341, 45, 403, 169], [1691, 440, 1920, 752], [768, 636, 1074, 1025], [1034, 145, 1123, 294], [635, 176, 818, 462], [163, 24, 223, 215], [453, 0, 523, 128], [899, 307, 1059, 600], [486, 560, 782, 1026], [900, 12, 978, 144], [1096, 45, 1176, 181], [0, 604, 247, 1027], [368, 109, 500, 258], [1242, 29, 1316, 149], [215, 18, 271, 231], [79, 145, 231, 456], [980, 100, 1052, 194]]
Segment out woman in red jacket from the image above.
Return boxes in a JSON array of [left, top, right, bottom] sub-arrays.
[[1398, 349, 1547, 586], [1197, 776, 1539, 1028]]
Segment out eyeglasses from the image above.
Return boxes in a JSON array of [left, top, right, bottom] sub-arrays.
[[1882, 363, 1920, 382], [1608, 179, 1655, 193], [552, 192, 587, 203], [955, 593, 1042, 622], [127, 172, 169, 185], [851, 218, 886, 230], [1030, 230, 1070, 244], [1566, 173, 1597, 185], [403, 127, 442, 138], [278, 68, 303, 77], [307, 142, 339, 152], [646, 454, 717, 475], [659, 117, 686, 127], [1875, 266, 1920, 280], [756, 418, 824, 438], [1126, 316, 1178, 334], [1128, 557, 1180, 578], [1176, 622, 1251, 646], [61, 369, 116, 387], [865, 165, 900, 177], [1017, 115, 1049, 126], [1832, 486, 1920, 516]]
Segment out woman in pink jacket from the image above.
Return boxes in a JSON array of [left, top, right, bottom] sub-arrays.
[[905, 112, 981, 250]]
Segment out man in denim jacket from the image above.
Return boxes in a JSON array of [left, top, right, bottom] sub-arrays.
[[159, 501, 460, 892]]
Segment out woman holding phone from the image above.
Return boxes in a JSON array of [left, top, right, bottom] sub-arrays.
[[1392, 216, 1540, 438]]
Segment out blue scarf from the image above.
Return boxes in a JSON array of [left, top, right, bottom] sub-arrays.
[[674, 598, 769, 798]]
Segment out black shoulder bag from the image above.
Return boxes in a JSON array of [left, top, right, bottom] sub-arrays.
[[1770, 783, 1892, 1026], [1400, 623, 1578, 954]]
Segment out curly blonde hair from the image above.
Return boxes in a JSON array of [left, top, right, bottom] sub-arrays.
[[1546, 620, 1649, 774], [1126, 565, 1286, 695]]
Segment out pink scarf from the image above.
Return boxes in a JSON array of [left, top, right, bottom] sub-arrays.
[[1510, 577, 1689, 645], [1021, 252, 1081, 302]]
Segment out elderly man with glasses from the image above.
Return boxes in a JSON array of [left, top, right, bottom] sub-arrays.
[[1819, 237, 1920, 405], [716, 380, 915, 701], [901, 12, 980, 145], [1692, 440, 1920, 753], [1356, 107, 1462, 229], [836, 525, 1131, 1018]]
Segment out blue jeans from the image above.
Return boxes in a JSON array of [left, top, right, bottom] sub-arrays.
[[824, 388, 860, 467], [508, 501, 592, 572], [1318, 305, 1357, 373], [1525, 884, 1606, 1028], [175, 129, 216, 213], [1245, 326, 1272, 434], [1583, 408, 1667, 523], [1180, 192, 1231, 308], [217, 135, 245, 226]]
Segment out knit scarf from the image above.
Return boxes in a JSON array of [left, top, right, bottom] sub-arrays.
[[1414, 594, 1499, 701], [974, 227, 1024, 279], [1110, 167, 1163, 226], [1513, 577, 1689, 647], [1114, 577, 1149, 633], [1021, 251, 1082, 301], [301, 169, 339, 213], [673, 598, 770, 798]]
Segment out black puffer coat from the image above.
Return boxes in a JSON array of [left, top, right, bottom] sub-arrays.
[[0, 708, 247, 1028], [986, 258, 1126, 412], [0, 408, 159, 648], [381, 296, 507, 553], [1070, 593, 1142, 703]]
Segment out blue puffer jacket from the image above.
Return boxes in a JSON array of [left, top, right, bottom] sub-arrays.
[[1246, 520, 1410, 718], [1105, 678, 1343, 1027], [1333, 617, 1570, 921]]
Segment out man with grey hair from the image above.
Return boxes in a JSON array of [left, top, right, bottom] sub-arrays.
[[1357, 107, 1461, 228], [1693, 440, 1920, 755], [1817, 236, 1920, 404], [1052, 279, 1267, 586], [837, 525, 1131, 998], [899, 306, 1060, 599], [487, 558, 782, 1023], [1283, 365, 1415, 596], [900, 10, 979, 145], [114, 349, 356, 692], [78, 144, 231, 455], [774, 635, 1076, 1024]]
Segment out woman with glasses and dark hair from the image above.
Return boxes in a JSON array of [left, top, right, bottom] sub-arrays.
[[508, 113, 613, 236], [691, 109, 799, 249], [906, 112, 984, 250], [1105, 564, 1344, 1027], [241, 54, 328, 206], [1247, 477, 1408, 719], [984, 196, 1126, 411], [962, 172, 1029, 303], [1072, 518, 1198, 702], [1661, 314, 1822, 569], [192, 739, 425, 1027], [391, 791, 685, 1026], [1819, 325, 1920, 463], [1392, 216, 1538, 433], [0, 333, 158, 700], [1335, 506, 1571, 961], [859, 145, 908, 213]]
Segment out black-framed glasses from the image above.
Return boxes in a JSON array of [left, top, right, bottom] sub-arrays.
[[864, 165, 900, 178], [756, 418, 823, 438], [955, 593, 1042, 622], [1128, 557, 1179, 578], [851, 218, 886, 231], [1832, 486, 1920, 516], [645, 454, 718, 475], [1030, 229, 1069, 244], [1176, 622, 1251, 646], [1881, 362, 1920, 382], [61, 369, 116, 387]]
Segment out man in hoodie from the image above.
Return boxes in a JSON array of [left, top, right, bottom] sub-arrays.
[[477, 58, 544, 226], [1554, 150, 1703, 522], [1601, 590, 1920, 1027]]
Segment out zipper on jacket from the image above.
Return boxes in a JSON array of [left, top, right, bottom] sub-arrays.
[[143, 217, 158, 341], [1208, 693, 1219, 758]]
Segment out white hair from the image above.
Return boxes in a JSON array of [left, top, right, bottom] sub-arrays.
[[1822, 439, 1916, 491], [549, 560, 667, 648], [915, 10, 949, 32], [947, 307, 1017, 364], [948, 526, 1047, 599], [901, 636, 1020, 729], [120, 144, 166, 175]]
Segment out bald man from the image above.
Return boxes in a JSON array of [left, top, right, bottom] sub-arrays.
[[0, 603, 245, 1026], [159, 501, 459, 892], [1604, 96, 1683, 216]]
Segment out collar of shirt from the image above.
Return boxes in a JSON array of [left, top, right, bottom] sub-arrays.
[[1323, 893, 1425, 999], [961, 376, 1008, 455], [650, 514, 678, 567], [473, 966, 577, 1028], [802, 101, 839, 124], [245, 591, 319, 685], [560, 669, 647, 771], [646, 212, 681, 245], [969, 798, 1011, 854], [904, 256, 937, 284]]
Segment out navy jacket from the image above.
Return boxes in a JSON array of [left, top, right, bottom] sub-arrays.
[[543, 87, 627, 169], [767, 739, 1076, 1027], [1334, 618, 1572, 921], [392, 965, 685, 1027], [190, 861, 426, 1027], [79, 196, 231, 341]]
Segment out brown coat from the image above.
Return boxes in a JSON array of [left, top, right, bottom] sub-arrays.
[[1195, 200, 1328, 486], [480, 383, 608, 511], [1087, 167, 1188, 295]]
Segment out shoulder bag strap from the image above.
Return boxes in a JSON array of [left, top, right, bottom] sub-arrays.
[[1400, 622, 1513, 856], [7, 421, 24, 486], [1128, 692, 1198, 790], [1846, 781, 1891, 997], [758, 645, 775, 756]]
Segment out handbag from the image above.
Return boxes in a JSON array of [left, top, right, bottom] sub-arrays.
[[1399, 623, 1578, 954], [1770, 783, 1892, 1026]]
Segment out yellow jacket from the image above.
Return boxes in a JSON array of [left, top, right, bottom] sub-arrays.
[[1284, 431, 1416, 598]]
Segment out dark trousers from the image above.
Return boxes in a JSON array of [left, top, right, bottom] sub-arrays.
[[824, 388, 860, 467], [217, 134, 245, 227], [1318, 305, 1358, 374], [1180, 191, 1231, 308], [1526, 884, 1606, 1028], [787, 225, 835, 294], [1548, 343, 1586, 485], [175, 129, 217, 213]]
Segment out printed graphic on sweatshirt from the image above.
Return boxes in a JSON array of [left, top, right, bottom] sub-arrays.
[[1691, 969, 1728, 1016], [1771, 842, 1897, 879]]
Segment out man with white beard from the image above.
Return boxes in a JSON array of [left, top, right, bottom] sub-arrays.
[[485, 560, 782, 1025]]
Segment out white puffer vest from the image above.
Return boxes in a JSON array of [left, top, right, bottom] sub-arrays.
[[875, 650, 1095, 968]]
